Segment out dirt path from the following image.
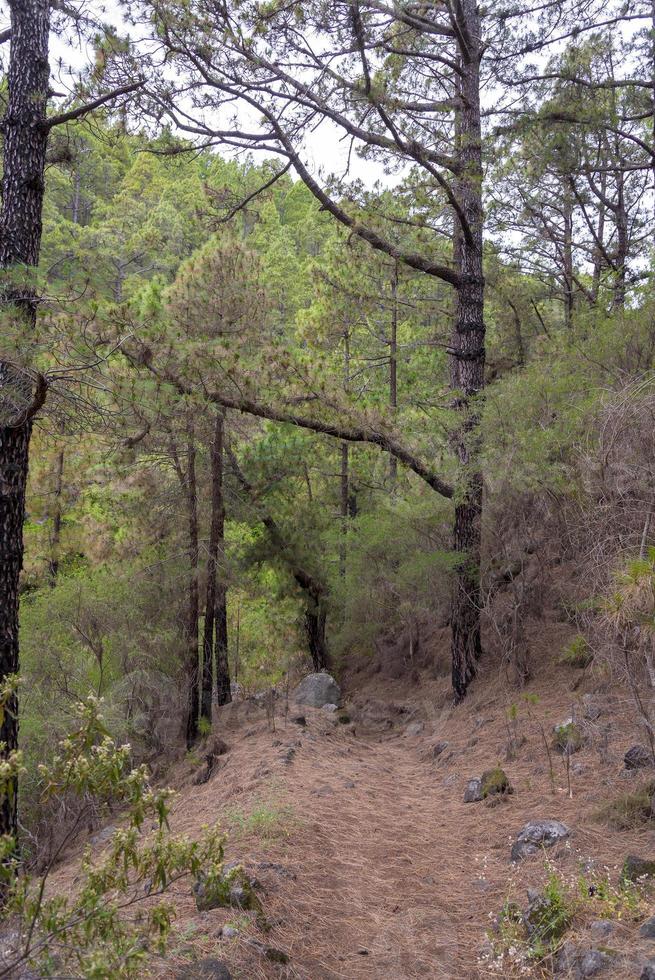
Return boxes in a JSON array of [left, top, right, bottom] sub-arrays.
[[268, 732, 469, 978]]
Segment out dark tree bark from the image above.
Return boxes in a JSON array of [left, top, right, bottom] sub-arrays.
[[204, 412, 231, 709], [201, 417, 219, 722], [184, 421, 200, 746], [0, 0, 51, 841], [48, 442, 65, 586], [215, 577, 231, 706], [450, 0, 485, 700], [339, 325, 350, 576], [301, 583, 330, 673], [168, 421, 201, 747], [389, 259, 398, 485]]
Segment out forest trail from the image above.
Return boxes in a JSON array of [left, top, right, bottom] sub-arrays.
[[145, 655, 653, 980], [260, 732, 463, 978], [51, 647, 652, 980], [161, 717, 481, 980]]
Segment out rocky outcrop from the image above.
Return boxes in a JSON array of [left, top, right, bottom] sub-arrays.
[[292, 673, 341, 708], [511, 819, 570, 861]]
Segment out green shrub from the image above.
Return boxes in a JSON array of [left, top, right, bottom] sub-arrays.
[[559, 634, 593, 669], [1, 695, 225, 978]]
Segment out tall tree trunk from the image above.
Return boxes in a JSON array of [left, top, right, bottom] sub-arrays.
[[215, 576, 231, 706], [201, 414, 221, 721], [0, 0, 51, 841], [209, 413, 231, 708], [562, 196, 574, 327], [339, 325, 351, 575], [450, 0, 485, 701], [613, 173, 628, 310], [48, 444, 65, 586], [184, 421, 200, 747], [389, 259, 398, 485], [591, 167, 607, 304], [339, 443, 349, 577]]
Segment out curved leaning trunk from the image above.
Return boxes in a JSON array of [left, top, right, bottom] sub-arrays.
[[449, 0, 485, 701]]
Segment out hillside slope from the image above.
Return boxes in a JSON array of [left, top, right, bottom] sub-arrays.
[[55, 621, 655, 979]]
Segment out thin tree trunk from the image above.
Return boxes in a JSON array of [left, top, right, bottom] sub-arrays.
[[389, 259, 398, 485], [215, 577, 231, 706], [563, 196, 574, 327], [450, 0, 485, 701], [613, 174, 628, 310], [201, 413, 223, 722], [48, 445, 65, 586], [339, 443, 349, 577], [212, 415, 231, 707], [0, 0, 51, 842], [591, 167, 607, 303], [184, 420, 200, 747], [339, 326, 351, 575]]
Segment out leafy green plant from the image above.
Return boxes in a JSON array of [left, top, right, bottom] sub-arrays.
[[559, 634, 593, 669], [490, 863, 648, 972], [0, 696, 225, 978]]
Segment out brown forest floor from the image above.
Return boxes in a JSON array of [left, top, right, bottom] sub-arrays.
[[55, 615, 655, 978]]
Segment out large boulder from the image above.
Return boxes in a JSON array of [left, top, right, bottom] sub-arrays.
[[292, 672, 341, 709], [511, 819, 570, 862]]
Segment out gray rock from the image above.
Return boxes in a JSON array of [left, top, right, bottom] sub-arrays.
[[292, 672, 341, 709], [510, 819, 571, 861], [464, 778, 483, 803], [405, 721, 424, 736], [322, 703, 338, 712], [590, 920, 614, 941], [431, 740, 449, 758], [642, 961, 655, 980], [622, 855, 655, 882], [582, 694, 602, 721], [554, 944, 611, 978], [219, 926, 238, 939], [176, 959, 232, 980], [555, 941, 577, 976], [641, 917, 655, 939], [577, 950, 611, 977], [625, 745, 655, 770]]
